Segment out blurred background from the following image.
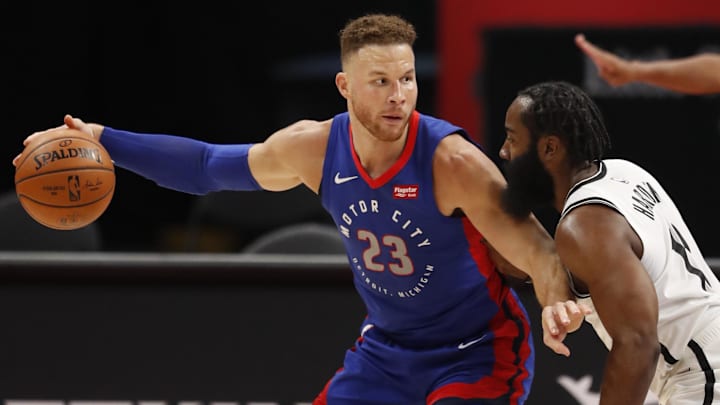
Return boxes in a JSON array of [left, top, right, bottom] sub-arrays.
[[1, 1, 719, 403], [3, 0, 720, 256], [1, 0, 436, 252]]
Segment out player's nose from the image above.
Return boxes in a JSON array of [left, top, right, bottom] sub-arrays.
[[499, 145, 510, 161]]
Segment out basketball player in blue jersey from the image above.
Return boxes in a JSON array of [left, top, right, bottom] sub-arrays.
[[15, 14, 589, 405], [498, 80, 720, 404]]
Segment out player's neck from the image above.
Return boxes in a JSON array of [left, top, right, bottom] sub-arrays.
[[351, 127, 408, 179], [557, 161, 600, 210], [569, 161, 600, 187]]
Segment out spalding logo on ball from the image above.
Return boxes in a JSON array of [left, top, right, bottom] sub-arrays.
[[14, 128, 116, 230]]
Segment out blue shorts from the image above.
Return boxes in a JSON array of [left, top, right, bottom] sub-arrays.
[[313, 321, 534, 405]]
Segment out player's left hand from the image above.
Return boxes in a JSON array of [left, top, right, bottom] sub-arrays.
[[541, 300, 592, 357]]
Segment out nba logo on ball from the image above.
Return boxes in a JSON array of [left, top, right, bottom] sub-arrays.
[[14, 129, 116, 230], [68, 175, 81, 201]]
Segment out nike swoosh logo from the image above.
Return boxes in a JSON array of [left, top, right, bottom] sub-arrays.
[[334, 172, 359, 184], [360, 323, 374, 337], [458, 334, 487, 350]]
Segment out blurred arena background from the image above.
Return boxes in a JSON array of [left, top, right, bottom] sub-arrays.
[[1, 0, 719, 404]]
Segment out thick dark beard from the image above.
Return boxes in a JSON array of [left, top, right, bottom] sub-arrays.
[[500, 148, 556, 220]]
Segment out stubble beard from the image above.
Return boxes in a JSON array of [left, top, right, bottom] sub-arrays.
[[352, 103, 408, 143]]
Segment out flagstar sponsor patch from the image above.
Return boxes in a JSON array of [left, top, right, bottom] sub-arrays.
[[393, 184, 418, 199]]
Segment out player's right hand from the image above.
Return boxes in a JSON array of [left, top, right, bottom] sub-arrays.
[[13, 115, 102, 167], [575, 34, 635, 87], [541, 300, 592, 357]]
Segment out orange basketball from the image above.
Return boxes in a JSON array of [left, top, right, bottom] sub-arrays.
[[14, 129, 116, 230]]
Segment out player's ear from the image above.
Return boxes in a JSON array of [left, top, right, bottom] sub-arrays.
[[335, 72, 350, 99], [538, 135, 561, 161]]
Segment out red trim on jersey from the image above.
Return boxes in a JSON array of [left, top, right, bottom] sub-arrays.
[[427, 218, 532, 404], [313, 379, 331, 405], [312, 336, 363, 404], [350, 111, 420, 189]]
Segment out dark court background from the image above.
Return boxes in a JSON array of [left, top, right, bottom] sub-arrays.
[[2, 1, 720, 404], [482, 25, 720, 246], [2, 0, 437, 252], [4, 1, 720, 258]]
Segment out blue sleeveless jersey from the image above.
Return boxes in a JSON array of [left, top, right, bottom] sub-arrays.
[[320, 111, 530, 348]]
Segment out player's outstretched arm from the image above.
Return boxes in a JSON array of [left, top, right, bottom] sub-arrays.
[[576, 33, 720, 94], [483, 237, 591, 356], [15, 115, 331, 195], [434, 135, 590, 355], [575, 34, 635, 87]]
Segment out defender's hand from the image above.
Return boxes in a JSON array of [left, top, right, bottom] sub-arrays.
[[542, 300, 592, 357]]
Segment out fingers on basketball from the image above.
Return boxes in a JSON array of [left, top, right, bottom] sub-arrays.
[[14, 128, 115, 230]]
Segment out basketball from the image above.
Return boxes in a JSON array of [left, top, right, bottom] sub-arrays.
[[14, 128, 116, 230]]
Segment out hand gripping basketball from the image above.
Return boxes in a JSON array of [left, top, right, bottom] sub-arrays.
[[14, 128, 115, 230]]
